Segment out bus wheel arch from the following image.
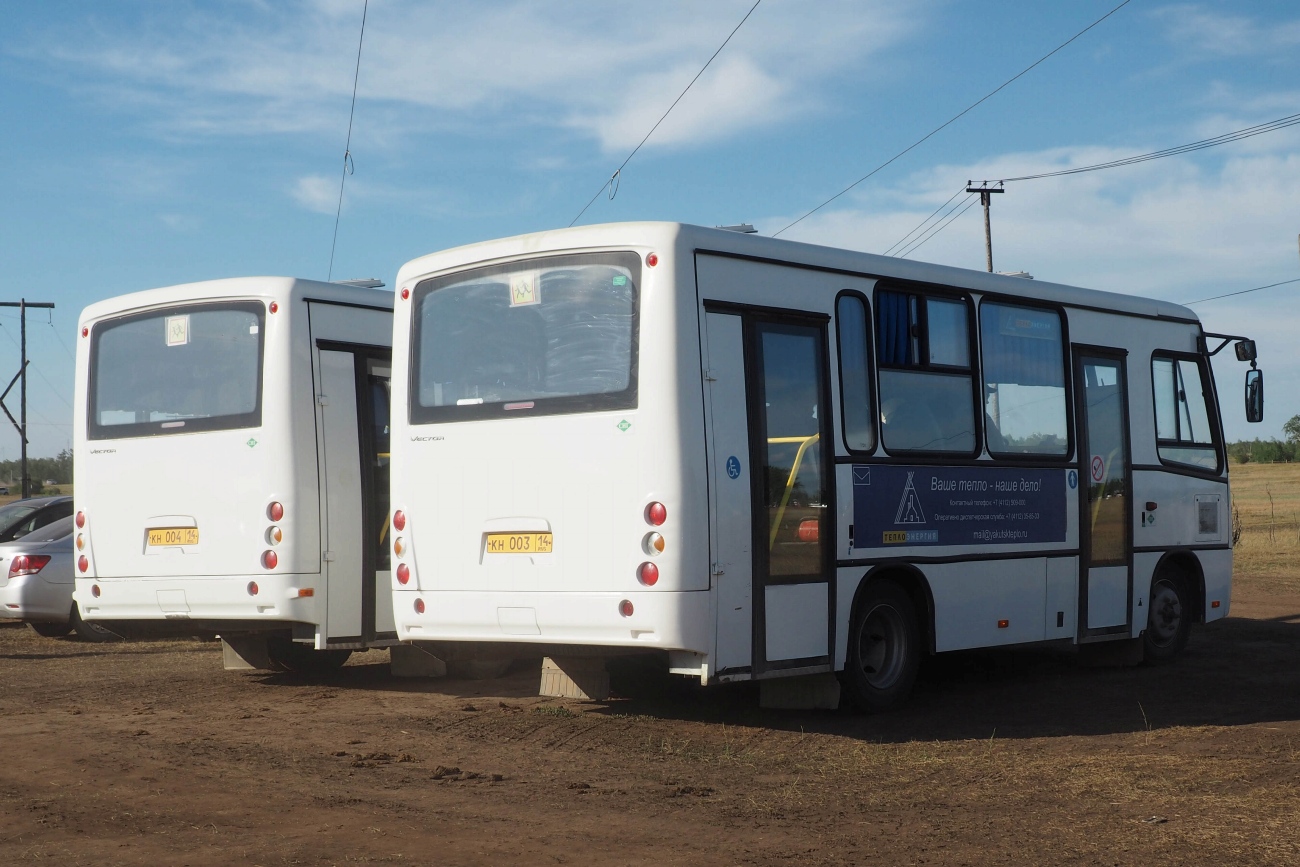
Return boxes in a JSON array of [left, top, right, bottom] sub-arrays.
[[1143, 552, 1202, 663], [842, 566, 932, 712]]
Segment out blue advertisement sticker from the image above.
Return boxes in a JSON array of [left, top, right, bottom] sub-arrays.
[[1068, 469, 1078, 490], [726, 456, 741, 479], [852, 465, 1067, 548]]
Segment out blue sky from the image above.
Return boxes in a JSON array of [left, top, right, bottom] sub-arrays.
[[2, 0, 1298, 456]]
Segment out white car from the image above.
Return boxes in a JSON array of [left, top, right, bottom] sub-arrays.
[[0, 515, 118, 641]]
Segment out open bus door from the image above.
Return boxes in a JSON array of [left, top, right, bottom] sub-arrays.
[[1073, 348, 1134, 640], [703, 307, 835, 680]]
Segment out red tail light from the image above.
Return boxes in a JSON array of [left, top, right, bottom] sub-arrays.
[[637, 562, 659, 586], [247, 581, 259, 596], [414, 597, 425, 614], [396, 563, 410, 585], [78, 555, 89, 573], [76, 511, 86, 529], [797, 519, 820, 543], [262, 550, 278, 570], [619, 600, 634, 617], [267, 502, 284, 522], [9, 555, 51, 578], [393, 510, 406, 531], [645, 502, 667, 526]]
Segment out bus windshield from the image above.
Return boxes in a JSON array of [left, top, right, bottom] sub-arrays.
[[88, 301, 265, 439], [410, 252, 639, 422]]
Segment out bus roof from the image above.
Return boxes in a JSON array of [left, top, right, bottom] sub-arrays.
[[78, 277, 394, 325], [395, 221, 1199, 324]]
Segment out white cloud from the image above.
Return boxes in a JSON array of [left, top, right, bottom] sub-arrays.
[[291, 174, 341, 214], [1153, 4, 1300, 57], [17, 0, 917, 150]]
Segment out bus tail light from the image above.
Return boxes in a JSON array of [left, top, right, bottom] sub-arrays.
[[393, 510, 406, 531], [643, 532, 665, 555], [76, 511, 86, 529], [267, 527, 282, 545], [414, 597, 425, 614], [91, 584, 100, 598], [645, 502, 667, 526], [247, 581, 259, 596], [296, 588, 314, 598], [394, 537, 405, 557], [396, 563, 410, 585], [619, 600, 634, 617], [9, 555, 51, 578], [268, 502, 284, 522], [1211, 600, 1221, 608], [78, 555, 89, 574], [797, 519, 819, 543], [637, 562, 659, 586], [269, 301, 279, 313], [261, 550, 278, 570], [76, 534, 86, 551]]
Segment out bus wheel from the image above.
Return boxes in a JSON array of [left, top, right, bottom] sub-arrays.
[[844, 580, 920, 712], [29, 620, 74, 638], [1143, 574, 1191, 663], [71, 605, 124, 643], [266, 636, 352, 672]]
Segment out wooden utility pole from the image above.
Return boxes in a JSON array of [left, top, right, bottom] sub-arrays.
[[966, 182, 1004, 272], [0, 300, 56, 498]]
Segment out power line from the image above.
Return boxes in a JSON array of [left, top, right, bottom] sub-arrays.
[[981, 111, 1300, 184], [327, 0, 370, 282], [568, 0, 763, 227], [1183, 277, 1300, 306], [898, 196, 980, 259], [881, 187, 968, 256], [773, 0, 1133, 238]]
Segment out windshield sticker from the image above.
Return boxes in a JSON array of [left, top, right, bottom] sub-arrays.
[[612, 274, 628, 287], [165, 315, 189, 347], [509, 272, 540, 307]]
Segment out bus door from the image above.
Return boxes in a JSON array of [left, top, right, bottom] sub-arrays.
[[1073, 349, 1133, 639], [704, 308, 834, 679], [315, 343, 395, 645]]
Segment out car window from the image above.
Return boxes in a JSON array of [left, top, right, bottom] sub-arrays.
[[24, 515, 74, 544], [0, 500, 72, 542]]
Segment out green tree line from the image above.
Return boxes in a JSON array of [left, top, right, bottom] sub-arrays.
[[0, 448, 72, 492], [1228, 413, 1300, 463]]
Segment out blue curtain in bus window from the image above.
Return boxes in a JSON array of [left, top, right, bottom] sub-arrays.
[[979, 304, 1063, 387], [877, 290, 910, 365]]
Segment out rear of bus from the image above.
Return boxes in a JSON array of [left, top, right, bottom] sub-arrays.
[[73, 279, 324, 633], [390, 224, 713, 663]]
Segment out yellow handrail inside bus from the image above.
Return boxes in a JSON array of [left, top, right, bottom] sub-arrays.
[[767, 433, 819, 550]]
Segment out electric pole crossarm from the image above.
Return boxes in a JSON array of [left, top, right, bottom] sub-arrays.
[[965, 182, 1004, 273]]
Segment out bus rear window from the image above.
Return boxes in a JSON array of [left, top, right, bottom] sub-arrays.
[[410, 252, 639, 422], [88, 302, 265, 440]]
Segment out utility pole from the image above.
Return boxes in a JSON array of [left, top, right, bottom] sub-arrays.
[[0, 300, 56, 498], [966, 181, 1004, 272]]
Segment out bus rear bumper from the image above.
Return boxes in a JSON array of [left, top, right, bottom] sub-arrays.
[[73, 575, 323, 624], [393, 589, 712, 654]]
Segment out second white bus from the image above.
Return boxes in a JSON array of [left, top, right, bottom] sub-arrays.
[[73, 277, 397, 670], [387, 222, 1262, 708]]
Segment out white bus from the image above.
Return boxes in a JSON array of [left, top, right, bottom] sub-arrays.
[[72, 277, 398, 671], [387, 222, 1262, 708]]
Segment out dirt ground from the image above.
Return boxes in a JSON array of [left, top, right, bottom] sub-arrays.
[[1, 578, 1298, 866]]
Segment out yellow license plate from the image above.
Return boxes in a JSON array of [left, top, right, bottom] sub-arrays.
[[148, 527, 199, 546], [484, 532, 552, 554]]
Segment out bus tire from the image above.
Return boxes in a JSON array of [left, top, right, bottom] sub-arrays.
[[29, 620, 74, 638], [71, 605, 124, 643], [844, 580, 920, 712], [266, 636, 352, 672], [1143, 573, 1191, 663]]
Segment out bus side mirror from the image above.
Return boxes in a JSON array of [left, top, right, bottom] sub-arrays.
[[1245, 368, 1264, 423], [1234, 340, 1257, 362]]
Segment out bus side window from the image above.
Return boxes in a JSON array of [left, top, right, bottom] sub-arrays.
[[978, 302, 1068, 456], [1152, 355, 1219, 471], [875, 288, 975, 453], [836, 294, 875, 452]]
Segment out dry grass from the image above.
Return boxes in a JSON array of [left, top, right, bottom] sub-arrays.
[[1230, 462, 1300, 593]]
